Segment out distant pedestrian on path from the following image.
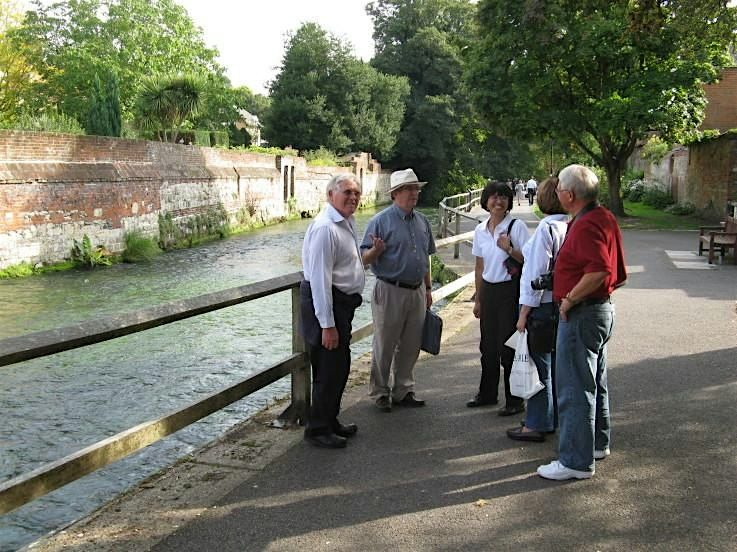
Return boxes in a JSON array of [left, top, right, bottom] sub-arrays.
[[537, 164, 627, 480], [526, 176, 538, 206], [506, 177, 568, 444], [515, 180, 525, 206], [467, 180, 530, 415], [300, 174, 365, 449], [361, 168, 435, 412]]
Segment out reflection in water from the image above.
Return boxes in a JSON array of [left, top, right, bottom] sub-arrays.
[[0, 208, 438, 551]]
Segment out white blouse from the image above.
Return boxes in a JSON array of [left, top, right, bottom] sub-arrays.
[[519, 214, 568, 307], [472, 213, 531, 284]]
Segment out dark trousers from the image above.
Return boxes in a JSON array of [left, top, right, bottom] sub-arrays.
[[299, 281, 362, 437], [478, 279, 523, 407], [306, 342, 351, 436], [527, 189, 536, 205]]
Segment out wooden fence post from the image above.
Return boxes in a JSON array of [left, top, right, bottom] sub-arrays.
[[274, 286, 310, 427]]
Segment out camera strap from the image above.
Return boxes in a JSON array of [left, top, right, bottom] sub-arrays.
[[547, 223, 557, 273]]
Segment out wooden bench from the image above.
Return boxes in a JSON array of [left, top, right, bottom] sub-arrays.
[[698, 215, 737, 264]]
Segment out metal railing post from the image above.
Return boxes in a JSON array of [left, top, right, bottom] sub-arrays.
[[454, 213, 461, 258]]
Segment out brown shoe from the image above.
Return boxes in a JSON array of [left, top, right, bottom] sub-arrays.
[[376, 396, 392, 412]]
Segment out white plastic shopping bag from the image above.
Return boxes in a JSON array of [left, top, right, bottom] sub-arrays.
[[509, 330, 545, 399]]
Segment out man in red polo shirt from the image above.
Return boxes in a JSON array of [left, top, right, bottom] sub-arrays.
[[537, 164, 627, 481]]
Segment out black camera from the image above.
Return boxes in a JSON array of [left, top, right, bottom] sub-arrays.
[[531, 271, 554, 291]]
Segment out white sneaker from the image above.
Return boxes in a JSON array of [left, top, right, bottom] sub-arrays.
[[537, 460, 593, 480], [594, 448, 611, 460]]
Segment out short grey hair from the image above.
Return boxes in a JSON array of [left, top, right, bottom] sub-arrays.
[[326, 173, 360, 196], [558, 164, 599, 201]]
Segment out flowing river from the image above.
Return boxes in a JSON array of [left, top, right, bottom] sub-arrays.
[[0, 207, 440, 551]]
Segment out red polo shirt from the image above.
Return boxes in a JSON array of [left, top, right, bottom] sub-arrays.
[[553, 205, 627, 302]]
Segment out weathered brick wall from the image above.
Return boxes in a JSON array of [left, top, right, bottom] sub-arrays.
[[684, 135, 737, 218], [702, 67, 737, 132], [0, 131, 389, 268], [633, 135, 737, 220]]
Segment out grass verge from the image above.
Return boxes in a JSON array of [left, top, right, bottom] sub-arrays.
[[619, 201, 705, 230]]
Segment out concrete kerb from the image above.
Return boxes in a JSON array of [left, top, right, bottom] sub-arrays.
[[28, 286, 478, 552]]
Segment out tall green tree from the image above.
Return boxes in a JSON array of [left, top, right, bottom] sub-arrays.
[[467, 0, 737, 215], [264, 22, 409, 158], [16, 0, 222, 124], [0, 0, 35, 124], [367, 0, 479, 199], [86, 71, 121, 136]]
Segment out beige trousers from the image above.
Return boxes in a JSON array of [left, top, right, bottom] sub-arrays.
[[369, 280, 427, 401]]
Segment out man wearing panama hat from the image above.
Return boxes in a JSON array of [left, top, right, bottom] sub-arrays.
[[360, 168, 436, 412]]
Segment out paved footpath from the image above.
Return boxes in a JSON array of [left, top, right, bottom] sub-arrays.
[[32, 223, 737, 552]]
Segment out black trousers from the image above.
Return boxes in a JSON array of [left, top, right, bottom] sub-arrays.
[[305, 343, 351, 436], [299, 281, 362, 437], [478, 279, 523, 407]]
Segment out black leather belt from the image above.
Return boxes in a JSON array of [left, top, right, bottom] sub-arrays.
[[377, 277, 422, 290]]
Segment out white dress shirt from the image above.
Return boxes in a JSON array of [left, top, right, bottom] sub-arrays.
[[472, 214, 531, 284], [302, 204, 365, 329], [519, 214, 568, 307]]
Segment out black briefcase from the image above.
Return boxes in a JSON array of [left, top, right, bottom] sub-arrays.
[[420, 309, 443, 355]]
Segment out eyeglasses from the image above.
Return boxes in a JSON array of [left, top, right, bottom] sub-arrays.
[[556, 187, 572, 196]]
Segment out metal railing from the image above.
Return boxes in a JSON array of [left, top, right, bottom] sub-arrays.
[[437, 189, 483, 258], [0, 235, 475, 515]]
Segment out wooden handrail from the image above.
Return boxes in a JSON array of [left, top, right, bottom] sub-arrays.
[[0, 247, 475, 515], [437, 188, 484, 258]]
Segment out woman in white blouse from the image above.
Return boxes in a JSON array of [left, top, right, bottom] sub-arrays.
[[468, 181, 531, 416], [506, 177, 568, 442]]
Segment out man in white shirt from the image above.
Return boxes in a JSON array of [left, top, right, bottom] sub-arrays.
[[300, 174, 365, 449], [526, 176, 538, 206]]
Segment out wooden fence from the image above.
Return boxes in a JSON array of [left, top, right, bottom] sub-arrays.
[[0, 234, 474, 515]]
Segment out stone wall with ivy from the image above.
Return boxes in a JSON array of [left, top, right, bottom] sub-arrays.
[[632, 133, 737, 220], [0, 131, 390, 269]]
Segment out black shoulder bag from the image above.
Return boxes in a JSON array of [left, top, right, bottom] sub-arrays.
[[503, 218, 523, 278], [527, 223, 558, 354]]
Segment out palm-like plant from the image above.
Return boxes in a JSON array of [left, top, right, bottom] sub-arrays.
[[135, 73, 204, 142]]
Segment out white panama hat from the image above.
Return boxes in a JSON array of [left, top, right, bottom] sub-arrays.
[[388, 168, 426, 194]]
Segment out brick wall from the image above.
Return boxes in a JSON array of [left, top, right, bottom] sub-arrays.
[[633, 135, 737, 220], [0, 131, 389, 269], [702, 67, 737, 132]]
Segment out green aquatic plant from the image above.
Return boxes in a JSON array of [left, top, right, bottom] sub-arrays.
[[122, 231, 161, 262], [71, 234, 113, 268]]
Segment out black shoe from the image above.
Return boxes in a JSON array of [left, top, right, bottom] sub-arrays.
[[466, 396, 498, 408], [506, 426, 545, 442], [304, 433, 347, 449], [498, 404, 525, 416], [395, 392, 425, 407], [376, 396, 392, 412], [334, 423, 358, 438]]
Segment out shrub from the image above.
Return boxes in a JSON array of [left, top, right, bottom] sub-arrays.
[[2, 110, 85, 134], [234, 145, 298, 156], [622, 179, 646, 202], [430, 254, 456, 286], [303, 147, 339, 166], [122, 231, 161, 262], [642, 188, 674, 209], [665, 202, 696, 216], [641, 135, 670, 162]]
